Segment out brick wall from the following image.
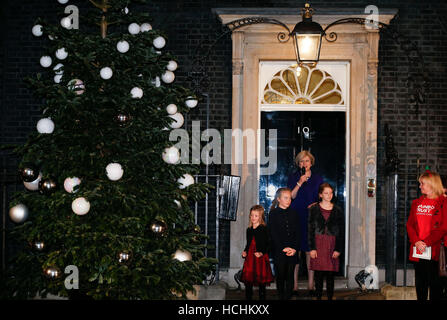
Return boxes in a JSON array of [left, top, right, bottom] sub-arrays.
[[2, 0, 447, 270]]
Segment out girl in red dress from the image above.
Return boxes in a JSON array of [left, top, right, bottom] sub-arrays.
[[407, 170, 447, 300], [308, 183, 344, 300], [241, 205, 274, 300]]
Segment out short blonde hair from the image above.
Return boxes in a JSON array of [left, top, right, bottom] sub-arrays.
[[249, 205, 266, 227], [295, 150, 315, 166], [419, 171, 445, 197]]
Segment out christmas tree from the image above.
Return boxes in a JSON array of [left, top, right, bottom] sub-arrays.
[[4, 0, 216, 300]]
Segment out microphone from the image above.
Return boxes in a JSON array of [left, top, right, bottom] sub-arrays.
[[300, 167, 306, 176]]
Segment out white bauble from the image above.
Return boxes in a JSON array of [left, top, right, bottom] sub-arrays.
[[123, 7, 129, 14], [167, 60, 178, 71], [173, 249, 192, 262], [9, 204, 29, 223], [166, 104, 177, 115], [53, 63, 64, 75], [116, 40, 129, 53], [153, 36, 166, 49], [174, 200, 181, 208], [106, 163, 124, 181], [128, 23, 140, 35], [177, 174, 194, 189], [40, 56, 52, 68], [100, 67, 113, 80], [161, 71, 175, 84], [64, 177, 81, 193], [169, 113, 184, 129], [130, 87, 143, 98], [72, 197, 90, 215], [68, 79, 85, 95], [61, 17, 71, 29], [37, 118, 55, 134], [53, 65, 63, 83], [55, 48, 68, 60], [151, 77, 161, 87], [54, 74, 63, 83], [162, 146, 180, 164], [32, 24, 43, 37], [140, 23, 152, 32], [48, 34, 56, 41], [185, 96, 198, 108], [24, 173, 42, 191], [58, 0, 69, 3]]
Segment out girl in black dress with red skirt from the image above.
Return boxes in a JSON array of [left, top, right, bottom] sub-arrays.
[[241, 205, 274, 300], [308, 183, 344, 300]]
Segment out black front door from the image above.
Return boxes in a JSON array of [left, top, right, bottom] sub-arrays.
[[260, 110, 346, 275]]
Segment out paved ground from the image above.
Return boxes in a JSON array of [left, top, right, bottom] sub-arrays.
[[225, 288, 385, 300]]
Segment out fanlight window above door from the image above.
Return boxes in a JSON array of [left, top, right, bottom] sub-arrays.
[[262, 65, 344, 105]]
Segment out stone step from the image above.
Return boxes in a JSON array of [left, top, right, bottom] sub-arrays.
[[380, 284, 417, 300], [235, 277, 349, 290]]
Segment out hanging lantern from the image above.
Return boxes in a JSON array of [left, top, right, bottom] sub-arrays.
[[291, 3, 324, 66]]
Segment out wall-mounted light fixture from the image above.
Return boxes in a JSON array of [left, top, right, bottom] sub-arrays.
[[290, 3, 324, 66], [219, 3, 389, 67]]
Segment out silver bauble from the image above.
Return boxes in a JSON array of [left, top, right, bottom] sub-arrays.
[[118, 251, 132, 264], [150, 220, 167, 236], [20, 165, 39, 182], [9, 204, 29, 223], [44, 266, 61, 279], [39, 178, 57, 195], [34, 241, 45, 251], [115, 113, 132, 127]]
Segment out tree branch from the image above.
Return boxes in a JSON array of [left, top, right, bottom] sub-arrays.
[[88, 0, 104, 10]]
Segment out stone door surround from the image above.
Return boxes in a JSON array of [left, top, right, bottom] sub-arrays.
[[214, 7, 397, 288]]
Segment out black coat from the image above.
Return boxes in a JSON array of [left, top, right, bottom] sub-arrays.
[[268, 207, 301, 264], [243, 225, 269, 254], [308, 204, 345, 253]]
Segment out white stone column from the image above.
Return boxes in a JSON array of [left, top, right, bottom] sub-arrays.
[[228, 31, 246, 286]]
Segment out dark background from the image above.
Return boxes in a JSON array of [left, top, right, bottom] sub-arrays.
[[1, 0, 447, 273]]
